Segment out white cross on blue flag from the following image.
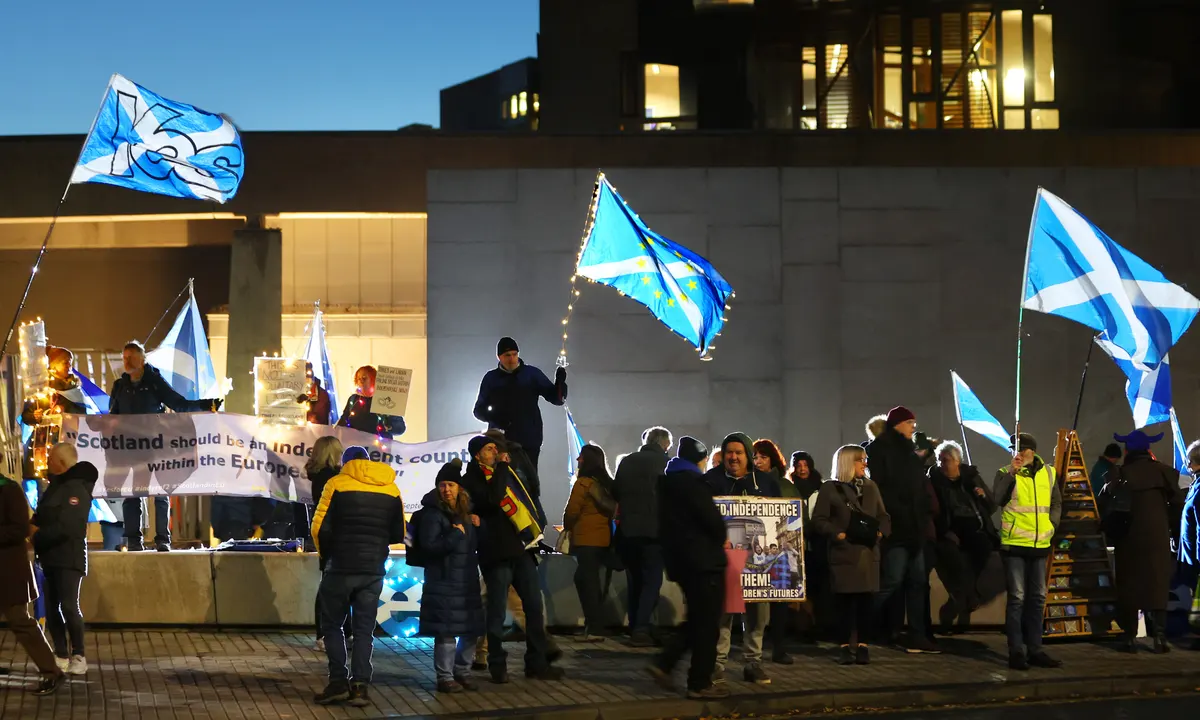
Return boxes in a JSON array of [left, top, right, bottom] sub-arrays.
[[1023, 188, 1199, 368], [301, 305, 339, 425], [951, 371, 1011, 452], [71, 74, 244, 203], [565, 406, 585, 485], [1093, 334, 1172, 429], [146, 290, 218, 401]]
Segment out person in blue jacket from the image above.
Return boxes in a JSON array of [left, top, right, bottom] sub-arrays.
[[1179, 440, 1200, 650], [472, 337, 566, 472]]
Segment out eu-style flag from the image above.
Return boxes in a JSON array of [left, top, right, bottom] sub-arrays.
[[302, 305, 339, 424], [1023, 188, 1199, 368], [1094, 334, 1172, 429], [951, 371, 1011, 451], [577, 174, 734, 356], [146, 290, 217, 401], [566, 406, 585, 483], [71, 74, 244, 203]]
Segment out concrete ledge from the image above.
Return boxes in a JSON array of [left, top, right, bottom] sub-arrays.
[[82, 552, 217, 624]]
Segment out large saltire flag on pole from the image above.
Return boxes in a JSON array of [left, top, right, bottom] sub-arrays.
[[951, 371, 1011, 451], [576, 174, 734, 357], [146, 286, 217, 401], [1093, 334, 1172, 429], [301, 303, 339, 424], [71, 74, 244, 203], [1022, 188, 1199, 368]]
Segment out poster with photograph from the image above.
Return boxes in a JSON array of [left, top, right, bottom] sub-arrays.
[[715, 496, 805, 602]]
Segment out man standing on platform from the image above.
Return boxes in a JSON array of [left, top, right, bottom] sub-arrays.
[[614, 426, 671, 647], [108, 341, 222, 552], [473, 337, 566, 472]]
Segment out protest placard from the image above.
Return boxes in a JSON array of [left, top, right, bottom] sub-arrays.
[[254, 357, 308, 425], [715, 496, 806, 601], [372, 365, 413, 416]]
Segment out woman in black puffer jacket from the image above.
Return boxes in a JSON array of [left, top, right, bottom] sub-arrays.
[[416, 459, 485, 693]]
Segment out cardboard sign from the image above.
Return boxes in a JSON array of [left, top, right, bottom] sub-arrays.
[[254, 357, 307, 426], [19, 321, 48, 395], [373, 366, 412, 417]]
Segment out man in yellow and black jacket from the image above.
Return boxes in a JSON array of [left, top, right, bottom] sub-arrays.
[[993, 433, 1062, 672], [310, 445, 405, 708]]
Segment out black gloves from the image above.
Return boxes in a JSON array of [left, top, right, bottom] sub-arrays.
[[555, 366, 567, 384]]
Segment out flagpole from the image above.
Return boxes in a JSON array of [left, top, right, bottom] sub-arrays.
[[143, 278, 194, 346], [1013, 188, 1041, 449], [1071, 332, 1100, 431], [0, 75, 117, 359], [951, 371, 973, 466], [558, 171, 604, 369]]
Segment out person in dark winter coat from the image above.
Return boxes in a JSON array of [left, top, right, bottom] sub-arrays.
[[310, 447, 406, 707], [416, 458, 485, 693], [811, 444, 891, 665], [703, 432, 780, 685], [1090, 443, 1122, 497], [613, 426, 671, 646], [459, 435, 564, 684], [929, 441, 997, 634], [0, 467, 65, 695], [650, 436, 729, 699], [336, 366, 406, 438], [865, 406, 938, 653], [32, 444, 97, 676], [109, 341, 221, 552], [787, 450, 829, 641], [472, 336, 567, 471], [1106, 431, 1182, 653]]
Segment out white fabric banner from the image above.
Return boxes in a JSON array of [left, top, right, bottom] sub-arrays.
[[60, 413, 475, 511]]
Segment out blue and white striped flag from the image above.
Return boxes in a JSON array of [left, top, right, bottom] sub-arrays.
[[69, 369, 110, 415], [71, 74, 244, 203], [1023, 188, 1200, 368], [301, 306, 339, 424], [951, 371, 1011, 451], [146, 290, 217, 401], [577, 174, 734, 357], [1171, 408, 1188, 473], [566, 406, 585, 484], [1094, 334, 1172, 429]]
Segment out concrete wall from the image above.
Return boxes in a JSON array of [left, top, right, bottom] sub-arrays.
[[427, 167, 1200, 518]]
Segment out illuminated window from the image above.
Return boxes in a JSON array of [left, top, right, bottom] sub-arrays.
[[824, 44, 850, 129], [501, 100, 509, 120], [878, 15, 902, 129], [1001, 10, 1024, 112], [910, 18, 935, 129], [518, 91, 528, 117], [532, 93, 540, 113], [1033, 15, 1054, 103], [967, 12, 997, 129], [1032, 108, 1059, 129], [800, 47, 817, 129], [644, 63, 681, 130], [509, 95, 519, 119], [693, 0, 752, 7], [941, 13, 964, 128]]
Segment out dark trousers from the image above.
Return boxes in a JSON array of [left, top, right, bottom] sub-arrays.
[[837, 592, 873, 646], [2, 603, 58, 673], [768, 602, 790, 655], [618, 537, 664, 633], [318, 573, 382, 683], [1002, 553, 1047, 656], [935, 538, 990, 631], [315, 592, 353, 642], [922, 542, 936, 640], [874, 544, 926, 639], [572, 545, 607, 629], [482, 554, 549, 673], [1119, 608, 1167, 640], [123, 497, 170, 544], [43, 566, 85, 658], [657, 571, 722, 692]]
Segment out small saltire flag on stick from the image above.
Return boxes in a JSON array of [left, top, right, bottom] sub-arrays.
[[951, 371, 1011, 451], [71, 74, 244, 203], [576, 174, 733, 357]]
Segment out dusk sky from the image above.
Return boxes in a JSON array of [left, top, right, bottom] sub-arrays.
[[0, 0, 538, 135]]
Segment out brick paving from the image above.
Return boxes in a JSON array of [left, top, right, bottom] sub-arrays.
[[2, 629, 1199, 719]]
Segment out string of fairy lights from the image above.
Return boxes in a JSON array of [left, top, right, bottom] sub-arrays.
[[558, 171, 735, 366]]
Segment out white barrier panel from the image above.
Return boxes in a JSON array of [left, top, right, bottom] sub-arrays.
[[61, 413, 475, 511]]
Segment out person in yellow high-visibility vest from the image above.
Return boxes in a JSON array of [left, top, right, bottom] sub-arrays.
[[993, 432, 1063, 672]]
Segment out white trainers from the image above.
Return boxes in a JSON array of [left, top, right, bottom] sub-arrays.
[[54, 657, 69, 672], [67, 656, 87, 675]]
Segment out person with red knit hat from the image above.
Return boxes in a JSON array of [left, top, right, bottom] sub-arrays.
[[866, 406, 940, 654]]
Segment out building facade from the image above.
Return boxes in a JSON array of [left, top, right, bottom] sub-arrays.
[[440, 58, 540, 132]]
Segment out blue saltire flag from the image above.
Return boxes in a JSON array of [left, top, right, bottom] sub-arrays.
[[301, 305, 339, 424], [71, 74, 244, 203], [1093, 334, 1172, 429], [68, 368, 110, 415], [577, 174, 734, 357], [565, 406, 585, 484], [1171, 408, 1189, 474], [1023, 188, 1200, 368], [146, 289, 217, 401], [951, 371, 1011, 452]]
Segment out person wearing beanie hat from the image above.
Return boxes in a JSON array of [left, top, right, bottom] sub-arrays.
[[310, 440, 406, 705], [473, 337, 567, 474], [1090, 442, 1124, 497], [410, 457, 485, 692], [865, 406, 940, 654], [341, 446, 370, 464], [992, 431, 1062, 670], [1104, 429, 1179, 654], [613, 427, 673, 647], [700, 432, 781, 685], [652, 436, 729, 699]]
